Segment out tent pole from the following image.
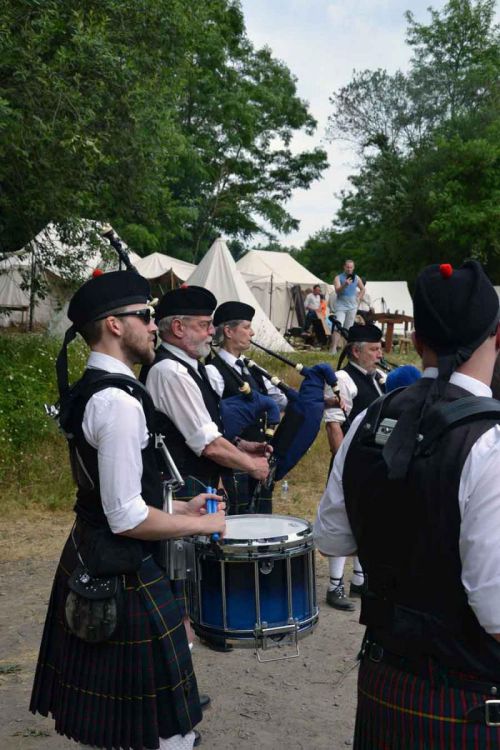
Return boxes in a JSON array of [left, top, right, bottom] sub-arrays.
[[269, 273, 273, 321], [28, 242, 36, 332]]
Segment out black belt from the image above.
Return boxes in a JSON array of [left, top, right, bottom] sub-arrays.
[[362, 640, 500, 725]]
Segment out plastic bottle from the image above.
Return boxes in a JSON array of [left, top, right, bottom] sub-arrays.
[[281, 480, 289, 500]]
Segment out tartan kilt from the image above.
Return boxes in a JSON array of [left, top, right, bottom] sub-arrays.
[[30, 536, 202, 750], [223, 471, 274, 515], [354, 657, 500, 750]]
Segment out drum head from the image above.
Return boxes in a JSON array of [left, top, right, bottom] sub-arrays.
[[223, 514, 310, 550]]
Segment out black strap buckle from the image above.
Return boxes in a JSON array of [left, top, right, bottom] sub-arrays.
[[485, 700, 500, 727], [368, 642, 384, 663]]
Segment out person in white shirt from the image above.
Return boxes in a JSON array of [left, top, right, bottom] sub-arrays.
[[206, 300, 287, 514], [314, 260, 500, 749], [31, 270, 225, 750], [304, 284, 322, 331], [323, 323, 385, 611]]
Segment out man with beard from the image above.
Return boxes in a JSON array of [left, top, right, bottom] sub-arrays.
[[30, 270, 225, 750], [322, 323, 385, 611], [206, 300, 287, 514], [142, 287, 269, 649], [315, 261, 500, 749]]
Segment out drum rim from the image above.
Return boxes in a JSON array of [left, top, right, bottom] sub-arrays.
[[204, 514, 312, 553]]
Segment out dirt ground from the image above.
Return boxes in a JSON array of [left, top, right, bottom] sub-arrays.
[[0, 512, 364, 750]]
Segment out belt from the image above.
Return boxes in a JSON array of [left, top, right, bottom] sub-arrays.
[[362, 640, 500, 726]]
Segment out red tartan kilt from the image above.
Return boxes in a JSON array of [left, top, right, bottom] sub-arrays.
[[30, 537, 201, 750], [354, 658, 500, 750]]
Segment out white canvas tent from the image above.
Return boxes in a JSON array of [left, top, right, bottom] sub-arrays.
[[236, 250, 330, 332], [186, 238, 293, 352], [134, 252, 196, 288], [0, 222, 140, 329], [363, 281, 413, 317]]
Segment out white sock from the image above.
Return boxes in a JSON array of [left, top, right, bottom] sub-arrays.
[[351, 557, 364, 586], [328, 557, 346, 589]]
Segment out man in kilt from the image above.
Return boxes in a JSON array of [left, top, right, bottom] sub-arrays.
[[30, 270, 225, 750], [206, 300, 287, 515], [314, 260, 500, 749], [141, 287, 269, 650]]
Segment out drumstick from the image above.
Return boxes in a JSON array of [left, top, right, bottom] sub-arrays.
[[206, 487, 220, 542]]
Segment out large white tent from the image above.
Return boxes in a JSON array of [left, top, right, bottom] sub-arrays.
[[236, 249, 330, 332], [0, 222, 140, 329], [363, 281, 413, 317], [186, 238, 293, 352], [134, 252, 195, 287]]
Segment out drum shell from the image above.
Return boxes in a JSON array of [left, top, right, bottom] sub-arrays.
[[190, 515, 318, 644]]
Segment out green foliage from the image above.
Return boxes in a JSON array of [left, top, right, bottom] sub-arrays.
[[0, 333, 87, 510], [0, 0, 327, 265], [303, 0, 500, 284]]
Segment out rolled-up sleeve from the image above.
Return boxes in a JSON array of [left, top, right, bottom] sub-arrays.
[[324, 370, 356, 424], [314, 412, 365, 556], [83, 389, 150, 533], [146, 359, 222, 455]]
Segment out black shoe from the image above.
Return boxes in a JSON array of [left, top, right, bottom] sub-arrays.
[[349, 581, 367, 598], [326, 584, 355, 611], [194, 729, 202, 747], [200, 638, 233, 653], [199, 693, 211, 711]]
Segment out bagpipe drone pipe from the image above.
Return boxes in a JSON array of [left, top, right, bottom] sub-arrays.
[[244, 343, 339, 482]]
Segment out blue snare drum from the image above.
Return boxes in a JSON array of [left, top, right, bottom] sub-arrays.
[[190, 515, 318, 658]]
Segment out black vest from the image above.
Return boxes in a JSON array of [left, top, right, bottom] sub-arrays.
[[63, 368, 163, 528], [343, 377, 500, 680], [209, 354, 268, 442], [342, 362, 384, 433], [140, 346, 223, 485]]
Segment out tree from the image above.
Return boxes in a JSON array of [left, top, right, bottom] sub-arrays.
[[321, 0, 500, 281]]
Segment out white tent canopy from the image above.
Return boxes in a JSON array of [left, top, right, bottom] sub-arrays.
[[134, 252, 195, 284], [364, 281, 413, 317], [186, 238, 293, 352], [0, 221, 140, 328], [236, 250, 330, 331]]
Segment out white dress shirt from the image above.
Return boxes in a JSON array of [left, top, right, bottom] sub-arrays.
[[145, 343, 222, 456], [323, 364, 384, 424], [206, 348, 288, 411], [314, 368, 500, 634], [82, 352, 150, 534]]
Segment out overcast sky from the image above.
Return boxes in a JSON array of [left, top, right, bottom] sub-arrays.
[[239, 0, 449, 248]]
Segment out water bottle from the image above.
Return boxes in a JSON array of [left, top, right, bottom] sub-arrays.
[[281, 480, 289, 500]]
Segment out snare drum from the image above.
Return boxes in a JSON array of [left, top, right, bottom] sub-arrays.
[[190, 515, 318, 657]]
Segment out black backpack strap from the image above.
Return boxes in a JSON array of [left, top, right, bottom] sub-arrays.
[[357, 388, 405, 444], [79, 374, 158, 431], [416, 396, 500, 455]]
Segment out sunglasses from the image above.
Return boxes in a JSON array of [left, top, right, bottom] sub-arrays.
[[97, 308, 154, 325]]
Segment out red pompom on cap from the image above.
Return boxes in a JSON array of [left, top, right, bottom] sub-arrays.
[[439, 263, 453, 278], [92, 268, 104, 278], [180, 283, 189, 289]]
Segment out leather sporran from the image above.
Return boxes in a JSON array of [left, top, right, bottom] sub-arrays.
[[65, 565, 123, 643]]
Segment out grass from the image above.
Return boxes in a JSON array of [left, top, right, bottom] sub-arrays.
[[0, 331, 419, 520]]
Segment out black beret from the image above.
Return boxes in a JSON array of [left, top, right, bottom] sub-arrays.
[[213, 301, 255, 327], [414, 261, 499, 355], [68, 270, 151, 329], [155, 285, 217, 322], [347, 322, 382, 343]]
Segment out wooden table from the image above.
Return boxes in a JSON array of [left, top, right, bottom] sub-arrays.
[[372, 313, 414, 354]]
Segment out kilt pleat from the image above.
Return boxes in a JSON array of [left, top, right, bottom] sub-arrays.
[[30, 537, 202, 750], [354, 658, 500, 750]]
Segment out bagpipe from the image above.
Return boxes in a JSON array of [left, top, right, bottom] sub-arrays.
[[247, 341, 339, 482], [211, 348, 282, 441]]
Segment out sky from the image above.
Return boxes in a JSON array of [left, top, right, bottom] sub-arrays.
[[239, 0, 449, 248]]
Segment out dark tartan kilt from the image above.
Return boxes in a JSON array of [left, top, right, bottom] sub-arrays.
[[30, 536, 202, 750], [223, 471, 274, 515], [354, 657, 500, 750]]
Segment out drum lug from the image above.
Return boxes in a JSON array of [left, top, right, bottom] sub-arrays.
[[254, 621, 300, 663]]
